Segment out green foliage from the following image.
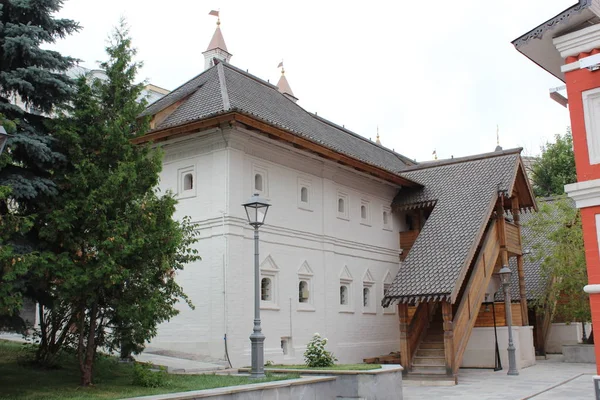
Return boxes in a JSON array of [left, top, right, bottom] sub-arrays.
[[132, 363, 169, 388], [0, 340, 296, 399], [303, 333, 337, 368], [531, 129, 577, 197], [526, 196, 590, 324], [0, 0, 79, 329], [19, 21, 200, 385]]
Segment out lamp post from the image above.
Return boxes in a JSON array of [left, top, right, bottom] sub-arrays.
[[0, 126, 8, 155], [242, 193, 271, 379], [499, 265, 519, 376]]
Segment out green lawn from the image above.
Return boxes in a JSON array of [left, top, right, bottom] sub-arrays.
[[0, 340, 297, 400], [265, 364, 382, 371]]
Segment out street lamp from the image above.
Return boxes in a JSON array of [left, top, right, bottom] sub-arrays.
[[242, 193, 271, 379], [499, 265, 519, 376], [0, 126, 8, 155]]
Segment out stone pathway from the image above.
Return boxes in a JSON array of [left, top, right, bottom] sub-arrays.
[[134, 352, 225, 374], [403, 356, 596, 400]]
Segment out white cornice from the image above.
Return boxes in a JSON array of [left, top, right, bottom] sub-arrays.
[[553, 24, 600, 59], [565, 178, 600, 208]]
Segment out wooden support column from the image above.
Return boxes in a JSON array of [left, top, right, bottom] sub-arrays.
[[512, 196, 529, 326], [442, 300, 454, 376], [398, 303, 411, 371]]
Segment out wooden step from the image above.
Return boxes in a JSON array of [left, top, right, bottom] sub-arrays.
[[412, 357, 445, 367], [424, 334, 444, 342], [420, 342, 444, 349], [416, 348, 445, 357], [410, 365, 447, 374]]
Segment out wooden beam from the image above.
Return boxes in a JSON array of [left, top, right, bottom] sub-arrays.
[[132, 113, 235, 145], [442, 300, 454, 377], [496, 200, 509, 268], [398, 303, 411, 371], [512, 196, 529, 326]]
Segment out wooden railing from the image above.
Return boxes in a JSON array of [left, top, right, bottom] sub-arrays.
[[399, 302, 430, 370], [450, 220, 500, 375], [399, 230, 419, 261], [505, 222, 521, 255]]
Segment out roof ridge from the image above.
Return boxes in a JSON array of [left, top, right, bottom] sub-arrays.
[[220, 62, 279, 90], [216, 63, 230, 111], [140, 65, 218, 117], [403, 148, 523, 172]]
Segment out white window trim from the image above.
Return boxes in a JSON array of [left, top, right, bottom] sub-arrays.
[[297, 261, 315, 312], [297, 177, 313, 212], [252, 164, 269, 197], [177, 165, 196, 199], [582, 87, 600, 165], [337, 191, 349, 221], [360, 199, 371, 226], [339, 266, 354, 313], [362, 269, 376, 314], [382, 206, 392, 231], [260, 256, 279, 311]]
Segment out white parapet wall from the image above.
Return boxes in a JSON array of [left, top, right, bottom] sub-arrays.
[[461, 326, 536, 370], [546, 322, 593, 354]]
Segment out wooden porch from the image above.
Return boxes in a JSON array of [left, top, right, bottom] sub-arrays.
[[396, 196, 531, 381]]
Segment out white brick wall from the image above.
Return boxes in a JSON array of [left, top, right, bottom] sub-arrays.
[[150, 126, 403, 366]]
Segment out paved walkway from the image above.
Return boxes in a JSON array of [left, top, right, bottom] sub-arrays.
[[134, 353, 225, 374], [404, 356, 596, 400]]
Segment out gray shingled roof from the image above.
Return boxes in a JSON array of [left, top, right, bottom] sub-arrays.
[[382, 150, 522, 306], [141, 62, 416, 175]]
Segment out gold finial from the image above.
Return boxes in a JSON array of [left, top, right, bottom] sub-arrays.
[[209, 10, 220, 25], [278, 61, 284, 75], [376, 126, 381, 145], [432, 149, 437, 160]]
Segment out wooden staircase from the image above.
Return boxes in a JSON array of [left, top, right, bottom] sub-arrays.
[[399, 218, 502, 384], [410, 319, 445, 376]]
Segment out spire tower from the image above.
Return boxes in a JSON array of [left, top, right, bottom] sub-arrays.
[[276, 62, 298, 103], [376, 126, 381, 145], [203, 10, 232, 70], [495, 124, 503, 152]]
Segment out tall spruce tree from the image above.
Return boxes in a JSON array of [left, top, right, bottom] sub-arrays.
[[531, 129, 577, 197], [35, 22, 198, 386], [0, 0, 79, 323]]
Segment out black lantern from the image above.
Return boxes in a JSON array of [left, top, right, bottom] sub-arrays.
[[499, 265, 511, 288], [0, 126, 8, 155], [242, 194, 271, 228]]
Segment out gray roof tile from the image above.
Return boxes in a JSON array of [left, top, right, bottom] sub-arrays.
[[141, 62, 416, 175], [383, 151, 521, 305]]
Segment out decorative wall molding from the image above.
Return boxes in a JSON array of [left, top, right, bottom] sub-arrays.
[[565, 178, 600, 208], [554, 23, 600, 58]]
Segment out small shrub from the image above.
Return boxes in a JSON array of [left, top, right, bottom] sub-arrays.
[[132, 362, 169, 388], [304, 333, 337, 367], [265, 360, 274, 366]]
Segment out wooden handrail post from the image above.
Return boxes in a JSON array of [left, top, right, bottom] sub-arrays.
[[398, 303, 411, 371], [512, 196, 529, 326], [442, 300, 454, 376]]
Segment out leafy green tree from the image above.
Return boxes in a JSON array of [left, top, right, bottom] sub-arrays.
[[0, 0, 79, 324], [32, 23, 199, 385], [531, 129, 577, 197], [527, 197, 590, 332]]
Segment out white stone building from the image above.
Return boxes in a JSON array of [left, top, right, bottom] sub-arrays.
[[139, 22, 417, 367]]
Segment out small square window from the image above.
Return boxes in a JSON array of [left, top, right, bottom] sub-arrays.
[[360, 200, 371, 226], [252, 164, 269, 196], [337, 192, 349, 220], [298, 178, 313, 211], [177, 165, 196, 199]]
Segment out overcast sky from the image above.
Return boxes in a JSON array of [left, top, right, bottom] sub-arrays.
[[49, 0, 574, 162]]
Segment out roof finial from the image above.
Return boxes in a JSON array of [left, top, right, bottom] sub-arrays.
[[276, 61, 297, 102], [376, 126, 381, 145], [495, 124, 503, 151], [209, 9, 220, 25], [432, 149, 437, 160], [278, 60, 285, 75]]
